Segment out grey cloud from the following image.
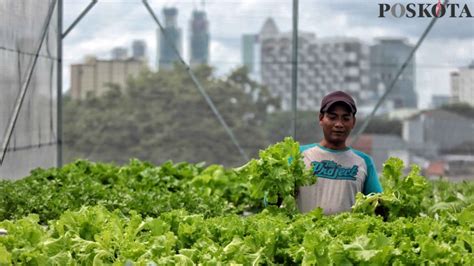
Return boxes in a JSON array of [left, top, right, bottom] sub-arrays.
[[306, 0, 474, 40]]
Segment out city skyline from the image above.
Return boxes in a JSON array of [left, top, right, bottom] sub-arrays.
[[62, 0, 474, 109]]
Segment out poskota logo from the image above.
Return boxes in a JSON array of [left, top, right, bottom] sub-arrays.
[[378, 1, 473, 18]]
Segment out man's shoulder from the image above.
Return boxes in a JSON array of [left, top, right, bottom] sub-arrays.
[[350, 148, 371, 159], [350, 148, 375, 166], [299, 143, 318, 153]]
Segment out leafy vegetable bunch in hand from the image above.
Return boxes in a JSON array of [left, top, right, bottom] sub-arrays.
[[352, 157, 429, 220], [236, 137, 315, 213]]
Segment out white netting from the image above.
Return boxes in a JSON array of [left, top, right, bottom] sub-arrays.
[[0, 0, 58, 179]]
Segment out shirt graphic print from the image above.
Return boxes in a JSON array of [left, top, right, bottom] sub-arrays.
[[296, 143, 382, 215]]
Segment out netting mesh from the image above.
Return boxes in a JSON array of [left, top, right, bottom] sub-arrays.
[[0, 1, 472, 181], [0, 0, 58, 179]]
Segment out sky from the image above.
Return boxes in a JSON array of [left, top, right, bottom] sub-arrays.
[[63, 0, 474, 109]]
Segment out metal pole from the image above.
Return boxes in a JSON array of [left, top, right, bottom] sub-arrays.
[[57, 0, 63, 167], [142, 0, 249, 162], [59, 0, 97, 165], [351, 0, 448, 145], [62, 0, 98, 39], [291, 0, 299, 139], [0, 0, 58, 165]]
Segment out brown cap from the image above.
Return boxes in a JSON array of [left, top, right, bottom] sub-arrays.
[[320, 91, 357, 114]]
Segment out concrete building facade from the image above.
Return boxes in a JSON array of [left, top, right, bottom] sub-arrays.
[[369, 38, 417, 109], [402, 110, 474, 154], [70, 56, 146, 100], [351, 134, 409, 172], [259, 18, 370, 111], [451, 61, 474, 106]]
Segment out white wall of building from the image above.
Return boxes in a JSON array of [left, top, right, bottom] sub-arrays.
[[451, 63, 474, 106], [260, 33, 369, 111], [70, 58, 147, 100]]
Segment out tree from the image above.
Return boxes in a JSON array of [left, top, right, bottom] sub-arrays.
[[63, 65, 277, 167], [354, 117, 402, 137], [440, 102, 474, 119], [264, 112, 403, 147], [264, 111, 323, 145]]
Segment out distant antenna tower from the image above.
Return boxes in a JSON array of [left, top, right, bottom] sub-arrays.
[[202, 0, 206, 11]]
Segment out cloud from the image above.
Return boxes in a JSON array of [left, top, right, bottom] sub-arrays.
[[312, 0, 474, 40], [63, 2, 155, 58], [210, 39, 240, 75]]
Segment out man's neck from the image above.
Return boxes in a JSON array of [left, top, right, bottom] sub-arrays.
[[319, 140, 347, 150]]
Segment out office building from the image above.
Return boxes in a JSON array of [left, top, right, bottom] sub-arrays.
[[157, 7, 182, 70], [190, 10, 209, 66], [132, 40, 146, 60], [369, 38, 417, 109], [70, 56, 146, 100], [451, 61, 474, 106], [259, 18, 370, 111], [242, 34, 258, 73], [111, 47, 128, 60], [431, 95, 452, 108]]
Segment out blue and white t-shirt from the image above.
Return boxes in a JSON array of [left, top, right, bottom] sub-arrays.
[[296, 143, 382, 215]]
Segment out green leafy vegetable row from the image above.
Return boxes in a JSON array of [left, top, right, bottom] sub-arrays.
[[0, 138, 312, 223], [0, 138, 473, 264], [1, 205, 472, 265]]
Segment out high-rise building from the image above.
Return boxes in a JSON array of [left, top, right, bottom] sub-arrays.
[[132, 40, 146, 60], [157, 7, 182, 70], [259, 18, 370, 111], [242, 34, 258, 73], [190, 10, 209, 66], [111, 47, 128, 60], [259, 18, 278, 40], [451, 71, 460, 103], [431, 95, 452, 108], [451, 61, 474, 106], [369, 38, 417, 109], [70, 56, 146, 100]]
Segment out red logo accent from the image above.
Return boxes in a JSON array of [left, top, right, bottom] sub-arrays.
[[436, 0, 443, 16]]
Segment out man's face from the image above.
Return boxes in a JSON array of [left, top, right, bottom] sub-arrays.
[[319, 103, 356, 145]]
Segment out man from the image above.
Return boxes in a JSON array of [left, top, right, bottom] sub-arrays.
[[297, 91, 382, 215]]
